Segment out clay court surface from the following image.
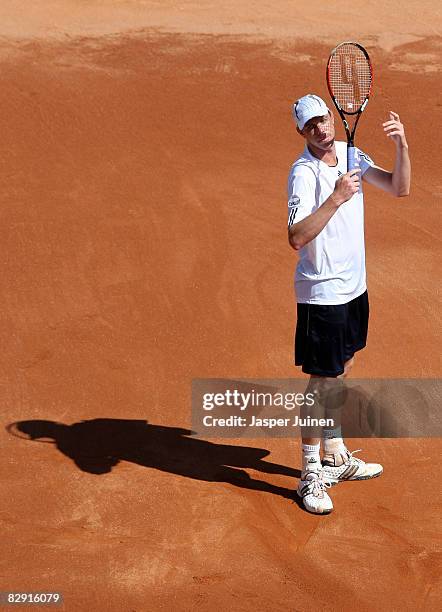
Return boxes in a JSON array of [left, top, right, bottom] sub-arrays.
[[0, 1, 441, 610]]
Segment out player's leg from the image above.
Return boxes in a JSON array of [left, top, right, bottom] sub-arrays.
[[322, 293, 365, 457], [297, 373, 337, 514], [295, 302, 348, 513], [320, 291, 383, 483], [321, 356, 354, 456], [297, 374, 336, 514]]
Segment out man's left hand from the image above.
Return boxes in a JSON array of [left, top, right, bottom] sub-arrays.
[[383, 111, 408, 148]]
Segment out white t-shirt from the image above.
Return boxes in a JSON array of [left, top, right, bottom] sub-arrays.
[[287, 141, 374, 305]]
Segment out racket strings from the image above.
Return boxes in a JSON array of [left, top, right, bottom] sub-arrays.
[[328, 44, 372, 113]]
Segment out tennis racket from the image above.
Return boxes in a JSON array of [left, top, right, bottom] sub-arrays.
[[326, 42, 373, 171]]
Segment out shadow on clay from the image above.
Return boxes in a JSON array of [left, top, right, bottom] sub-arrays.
[[6, 418, 302, 503]]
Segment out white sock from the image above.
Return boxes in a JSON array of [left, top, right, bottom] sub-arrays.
[[301, 442, 321, 472], [323, 426, 347, 455]]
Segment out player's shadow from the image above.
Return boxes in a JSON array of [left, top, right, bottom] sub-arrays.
[[7, 418, 302, 503]]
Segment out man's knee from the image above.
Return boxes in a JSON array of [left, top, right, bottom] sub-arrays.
[[340, 357, 354, 378]]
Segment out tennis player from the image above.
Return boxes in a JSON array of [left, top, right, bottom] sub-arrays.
[[288, 94, 411, 514]]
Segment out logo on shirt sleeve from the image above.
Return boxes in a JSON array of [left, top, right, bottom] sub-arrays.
[[288, 195, 301, 227], [288, 195, 300, 208]]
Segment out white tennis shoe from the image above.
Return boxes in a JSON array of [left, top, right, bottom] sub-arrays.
[[296, 470, 333, 514], [321, 449, 383, 485]]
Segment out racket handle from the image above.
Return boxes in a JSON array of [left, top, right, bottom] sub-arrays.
[[347, 146, 359, 172]]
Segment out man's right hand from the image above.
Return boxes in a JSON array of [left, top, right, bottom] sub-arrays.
[[332, 169, 361, 205]]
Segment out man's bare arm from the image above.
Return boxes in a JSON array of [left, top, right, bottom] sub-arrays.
[[363, 111, 410, 197], [288, 169, 360, 251]]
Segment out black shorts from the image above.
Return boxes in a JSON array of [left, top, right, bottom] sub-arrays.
[[295, 290, 369, 377]]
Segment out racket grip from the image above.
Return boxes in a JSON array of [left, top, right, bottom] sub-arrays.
[[347, 146, 358, 172]]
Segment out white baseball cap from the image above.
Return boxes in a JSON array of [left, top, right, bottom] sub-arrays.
[[293, 94, 329, 130]]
